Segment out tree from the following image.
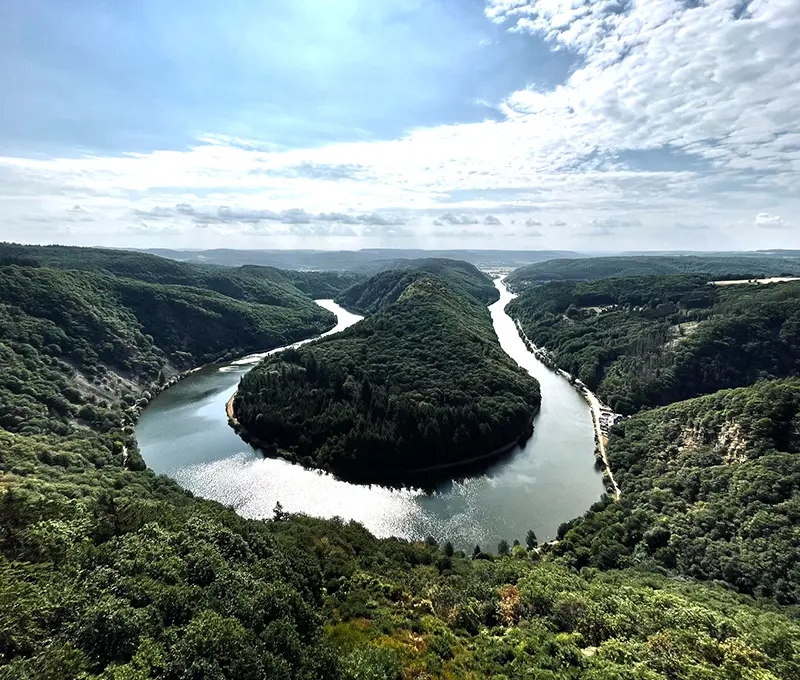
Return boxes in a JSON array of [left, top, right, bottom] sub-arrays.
[[273, 500, 286, 521], [443, 541, 454, 558], [526, 530, 538, 550], [472, 545, 481, 558], [497, 539, 510, 556]]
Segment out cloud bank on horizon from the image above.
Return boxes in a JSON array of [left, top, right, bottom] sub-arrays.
[[1, 0, 799, 250]]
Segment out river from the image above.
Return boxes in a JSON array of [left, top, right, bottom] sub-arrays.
[[136, 279, 604, 548]]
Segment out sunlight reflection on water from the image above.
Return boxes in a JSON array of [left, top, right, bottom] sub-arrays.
[[137, 286, 604, 548]]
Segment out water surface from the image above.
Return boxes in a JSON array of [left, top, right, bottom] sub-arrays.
[[136, 282, 604, 547]]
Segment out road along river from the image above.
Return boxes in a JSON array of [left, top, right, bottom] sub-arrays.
[[136, 279, 604, 548]]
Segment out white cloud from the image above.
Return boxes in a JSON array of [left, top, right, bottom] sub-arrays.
[[675, 222, 710, 231], [487, 0, 800, 184], [755, 212, 789, 228], [1, 0, 800, 249], [438, 212, 481, 225], [551, 220, 568, 227], [484, 214, 502, 225]]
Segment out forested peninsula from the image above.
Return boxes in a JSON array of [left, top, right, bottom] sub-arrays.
[[232, 267, 540, 485]]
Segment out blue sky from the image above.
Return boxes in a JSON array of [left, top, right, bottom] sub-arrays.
[[1, 0, 799, 249]]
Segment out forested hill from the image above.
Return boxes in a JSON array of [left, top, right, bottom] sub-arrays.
[[554, 378, 800, 604], [509, 275, 800, 413], [0, 263, 335, 445], [507, 254, 800, 287], [234, 274, 540, 485], [334, 257, 498, 314], [0, 242, 361, 303]]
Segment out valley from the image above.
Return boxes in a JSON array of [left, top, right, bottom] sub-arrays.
[[2, 246, 800, 679]]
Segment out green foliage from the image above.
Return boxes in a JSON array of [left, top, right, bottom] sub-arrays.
[[3, 246, 800, 679], [235, 274, 540, 484], [0, 242, 349, 308], [281, 514, 800, 679], [335, 258, 499, 314], [510, 275, 800, 413], [507, 255, 800, 287], [555, 379, 800, 604]]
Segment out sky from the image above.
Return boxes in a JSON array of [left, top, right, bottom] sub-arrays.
[[1, 0, 799, 251]]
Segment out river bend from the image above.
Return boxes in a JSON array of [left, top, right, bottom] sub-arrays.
[[136, 279, 604, 548]]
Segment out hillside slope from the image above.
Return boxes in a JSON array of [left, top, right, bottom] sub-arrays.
[[554, 379, 800, 604], [509, 275, 800, 413], [507, 254, 800, 287], [0, 264, 334, 446], [0, 242, 359, 305], [335, 258, 498, 314], [234, 275, 539, 484]]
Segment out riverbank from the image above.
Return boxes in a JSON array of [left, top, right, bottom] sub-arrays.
[[513, 319, 621, 500], [226, 391, 238, 424]]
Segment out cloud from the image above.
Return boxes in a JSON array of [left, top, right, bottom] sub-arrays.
[[586, 217, 642, 230], [129, 203, 405, 227], [356, 212, 405, 226], [551, 220, 567, 227], [755, 212, 789, 229], [484, 0, 800, 187], [674, 222, 710, 231], [278, 208, 312, 224], [318, 212, 359, 224], [439, 212, 480, 225], [259, 162, 369, 181], [361, 224, 414, 238], [577, 227, 614, 238], [484, 214, 502, 225], [2, 0, 800, 250], [132, 206, 177, 219]]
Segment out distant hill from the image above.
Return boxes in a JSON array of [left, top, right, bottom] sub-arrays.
[[507, 254, 800, 287], [135, 247, 583, 272], [334, 258, 498, 314], [0, 242, 361, 303], [233, 274, 540, 485]]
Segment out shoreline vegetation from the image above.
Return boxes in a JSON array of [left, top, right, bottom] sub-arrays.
[[507, 274, 800, 415], [513, 320, 622, 499], [232, 267, 542, 487]]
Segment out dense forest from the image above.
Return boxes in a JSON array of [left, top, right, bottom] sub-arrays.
[[334, 258, 499, 314], [2, 250, 800, 678], [509, 275, 800, 413], [553, 379, 800, 605], [234, 273, 539, 484], [507, 254, 800, 287], [0, 242, 360, 305]]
